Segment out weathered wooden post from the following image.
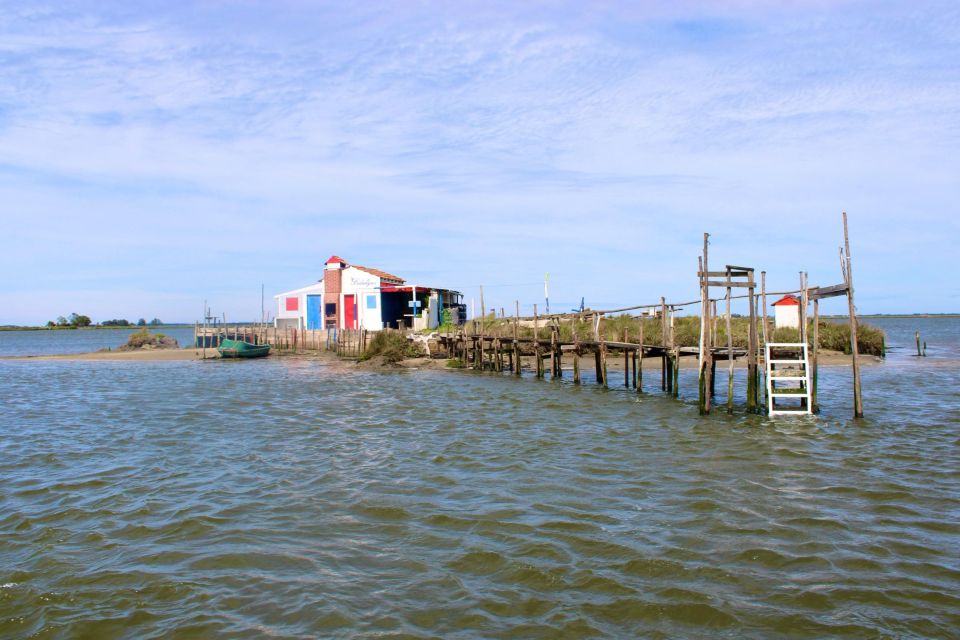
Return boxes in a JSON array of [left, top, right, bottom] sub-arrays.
[[572, 324, 581, 384], [534, 304, 543, 379], [761, 271, 770, 411], [623, 329, 630, 388], [843, 211, 864, 418], [747, 271, 759, 413], [512, 300, 520, 376], [812, 296, 820, 413], [726, 273, 734, 414], [698, 237, 713, 415], [555, 322, 563, 377], [479, 286, 485, 371], [661, 297, 668, 391], [637, 316, 644, 393], [600, 319, 609, 388]]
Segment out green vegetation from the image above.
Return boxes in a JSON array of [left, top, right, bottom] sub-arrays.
[[121, 328, 178, 350], [361, 331, 424, 363], [464, 314, 886, 357], [101, 319, 132, 326], [47, 312, 93, 328]]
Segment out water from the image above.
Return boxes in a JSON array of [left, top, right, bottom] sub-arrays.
[[1, 319, 958, 637], [0, 327, 197, 357]]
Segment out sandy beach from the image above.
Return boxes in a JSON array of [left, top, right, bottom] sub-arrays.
[[4, 348, 221, 362]]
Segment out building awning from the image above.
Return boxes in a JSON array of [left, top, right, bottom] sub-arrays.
[[380, 285, 433, 293]]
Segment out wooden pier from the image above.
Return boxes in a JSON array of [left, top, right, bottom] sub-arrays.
[[198, 214, 865, 418], [434, 213, 864, 418]]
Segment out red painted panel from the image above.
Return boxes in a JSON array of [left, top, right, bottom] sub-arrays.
[[286, 297, 299, 311], [344, 294, 357, 329]]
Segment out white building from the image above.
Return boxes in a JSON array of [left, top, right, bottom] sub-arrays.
[[772, 294, 801, 329], [274, 255, 464, 331]]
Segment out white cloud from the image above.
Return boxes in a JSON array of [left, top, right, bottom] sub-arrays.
[[0, 1, 958, 323]]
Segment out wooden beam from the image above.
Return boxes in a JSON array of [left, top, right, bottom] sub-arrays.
[[703, 281, 755, 288], [809, 283, 849, 300]]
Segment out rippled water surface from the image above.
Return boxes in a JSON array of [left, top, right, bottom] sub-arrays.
[[0, 327, 197, 357], [1, 319, 959, 638]]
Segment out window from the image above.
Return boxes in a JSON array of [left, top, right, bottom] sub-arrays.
[[285, 297, 298, 311], [366, 295, 377, 309], [325, 303, 337, 316]]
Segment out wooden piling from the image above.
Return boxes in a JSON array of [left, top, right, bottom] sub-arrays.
[[514, 301, 521, 375], [572, 324, 581, 384], [726, 273, 734, 413], [672, 347, 680, 398], [479, 286, 485, 371], [843, 211, 863, 418], [747, 276, 759, 414], [534, 304, 543, 379], [698, 238, 713, 415], [812, 296, 820, 413], [623, 329, 630, 388], [660, 297, 668, 392], [637, 318, 644, 393]]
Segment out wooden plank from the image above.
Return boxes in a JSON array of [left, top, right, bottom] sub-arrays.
[[809, 283, 849, 300], [698, 270, 750, 278], [703, 281, 755, 288]]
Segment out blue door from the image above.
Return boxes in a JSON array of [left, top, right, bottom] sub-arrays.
[[306, 295, 322, 330]]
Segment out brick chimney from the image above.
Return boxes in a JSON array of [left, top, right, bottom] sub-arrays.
[[324, 256, 346, 328]]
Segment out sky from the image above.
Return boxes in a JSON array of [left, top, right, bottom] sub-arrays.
[[1, 0, 958, 324]]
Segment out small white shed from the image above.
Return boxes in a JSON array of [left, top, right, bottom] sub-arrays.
[[772, 295, 801, 329]]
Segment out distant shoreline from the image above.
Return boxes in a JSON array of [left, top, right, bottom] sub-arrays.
[[822, 314, 960, 319], [0, 324, 194, 332]]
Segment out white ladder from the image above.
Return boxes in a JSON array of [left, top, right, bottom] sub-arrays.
[[765, 342, 812, 416]]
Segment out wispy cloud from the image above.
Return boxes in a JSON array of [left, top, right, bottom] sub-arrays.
[[0, 1, 958, 322]]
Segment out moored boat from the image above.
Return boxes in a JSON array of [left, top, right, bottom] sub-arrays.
[[218, 338, 271, 359]]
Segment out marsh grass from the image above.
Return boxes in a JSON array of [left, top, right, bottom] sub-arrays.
[[458, 314, 885, 357], [362, 331, 424, 363]]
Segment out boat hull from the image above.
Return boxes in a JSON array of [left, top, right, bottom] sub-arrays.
[[218, 338, 271, 359]]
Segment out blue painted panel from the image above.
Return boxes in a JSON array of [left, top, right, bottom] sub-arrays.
[[306, 295, 322, 330]]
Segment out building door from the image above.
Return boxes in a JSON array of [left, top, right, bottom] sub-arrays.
[[306, 295, 321, 330], [344, 294, 357, 329]]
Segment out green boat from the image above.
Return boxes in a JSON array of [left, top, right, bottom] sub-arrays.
[[218, 338, 271, 359]]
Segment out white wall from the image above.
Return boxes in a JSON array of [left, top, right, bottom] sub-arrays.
[[341, 267, 382, 330], [774, 305, 800, 329], [274, 283, 324, 329]]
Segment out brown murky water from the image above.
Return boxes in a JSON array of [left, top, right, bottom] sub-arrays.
[[1, 318, 958, 637]]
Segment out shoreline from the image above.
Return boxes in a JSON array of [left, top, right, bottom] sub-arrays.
[[3, 348, 221, 362]]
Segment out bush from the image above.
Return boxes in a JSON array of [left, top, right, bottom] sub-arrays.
[[125, 328, 154, 348], [362, 331, 423, 363], [121, 328, 179, 350]]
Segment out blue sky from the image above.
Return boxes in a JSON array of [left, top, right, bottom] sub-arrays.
[[1, 1, 958, 324]]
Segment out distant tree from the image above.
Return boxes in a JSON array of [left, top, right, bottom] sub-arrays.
[[56, 316, 69, 327], [101, 319, 131, 327], [46, 320, 56, 328], [149, 318, 163, 326], [137, 318, 147, 326], [69, 313, 92, 328]]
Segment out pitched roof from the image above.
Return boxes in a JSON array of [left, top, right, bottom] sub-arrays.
[[772, 294, 800, 306], [351, 263, 405, 283]]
